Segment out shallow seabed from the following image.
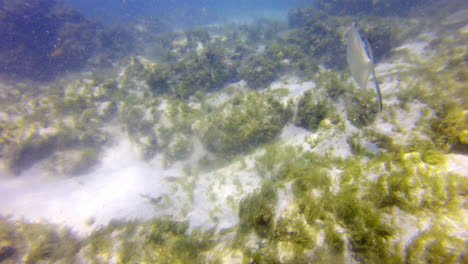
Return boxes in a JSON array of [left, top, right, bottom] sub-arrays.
[[0, 1, 467, 263]]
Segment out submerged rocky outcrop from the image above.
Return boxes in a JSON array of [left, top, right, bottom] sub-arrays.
[[0, 0, 132, 81]]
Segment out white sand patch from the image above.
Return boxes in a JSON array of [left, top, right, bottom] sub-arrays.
[[446, 154, 468, 176], [271, 79, 315, 99], [0, 123, 270, 236], [278, 123, 310, 145], [188, 167, 261, 232], [275, 182, 295, 222], [0, 137, 181, 236]]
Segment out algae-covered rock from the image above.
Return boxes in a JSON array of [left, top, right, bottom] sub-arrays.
[[146, 64, 171, 95], [0, 0, 132, 81], [0, 72, 116, 175], [295, 90, 335, 131], [168, 44, 239, 98], [239, 53, 279, 88], [146, 43, 239, 98], [345, 88, 379, 128], [0, 216, 219, 264], [0, 217, 80, 264], [316, 71, 352, 101], [285, 20, 347, 69], [431, 101, 468, 153], [197, 91, 291, 155], [239, 42, 315, 88], [3, 125, 108, 176]]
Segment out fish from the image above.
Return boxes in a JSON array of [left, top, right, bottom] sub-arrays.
[[346, 22, 383, 112]]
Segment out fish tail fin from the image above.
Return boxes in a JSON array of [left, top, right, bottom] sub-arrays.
[[371, 69, 383, 112]]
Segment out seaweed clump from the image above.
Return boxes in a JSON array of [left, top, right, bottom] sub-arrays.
[[238, 182, 278, 238], [146, 43, 239, 98], [197, 91, 291, 155], [239, 43, 311, 88], [345, 88, 379, 128], [316, 71, 351, 101], [295, 90, 335, 131], [81, 218, 216, 264], [430, 100, 468, 153], [1, 77, 116, 175], [285, 12, 347, 69], [0, 217, 80, 264]]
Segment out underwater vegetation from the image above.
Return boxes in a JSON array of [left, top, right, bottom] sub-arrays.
[[154, 44, 238, 98], [345, 87, 379, 128], [295, 91, 335, 131], [2, 132, 466, 263], [0, 217, 220, 264], [0, 217, 80, 264], [0, 76, 117, 175], [0, 0, 132, 81], [393, 30, 468, 153], [240, 42, 319, 87], [286, 18, 347, 70], [197, 91, 292, 155], [236, 138, 467, 263], [0, 0, 467, 263], [431, 101, 468, 153], [285, 6, 414, 72], [238, 181, 278, 238]]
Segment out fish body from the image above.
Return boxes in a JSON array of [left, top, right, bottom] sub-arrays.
[[346, 22, 383, 112]]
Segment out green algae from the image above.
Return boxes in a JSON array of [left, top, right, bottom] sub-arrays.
[[347, 132, 373, 156], [0, 217, 80, 264], [146, 64, 170, 95], [315, 71, 352, 101], [0, 75, 117, 175], [239, 40, 319, 88], [324, 225, 344, 255], [145, 218, 215, 264], [284, 17, 347, 69], [239, 52, 280, 88], [363, 129, 398, 153], [366, 149, 465, 214], [431, 100, 468, 153], [145, 40, 239, 98], [392, 31, 467, 154], [295, 91, 335, 131], [405, 224, 466, 264], [245, 129, 467, 263], [345, 87, 379, 128], [238, 181, 278, 238], [198, 91, 291, 155]]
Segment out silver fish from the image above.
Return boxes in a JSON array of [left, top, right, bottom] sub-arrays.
[[346, 22, 383, 112]]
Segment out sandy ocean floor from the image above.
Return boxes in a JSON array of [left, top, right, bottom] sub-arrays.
[[0, 31, 466, 235]]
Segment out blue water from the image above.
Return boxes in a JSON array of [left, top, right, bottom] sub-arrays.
[[62, 0, 312, 24]]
